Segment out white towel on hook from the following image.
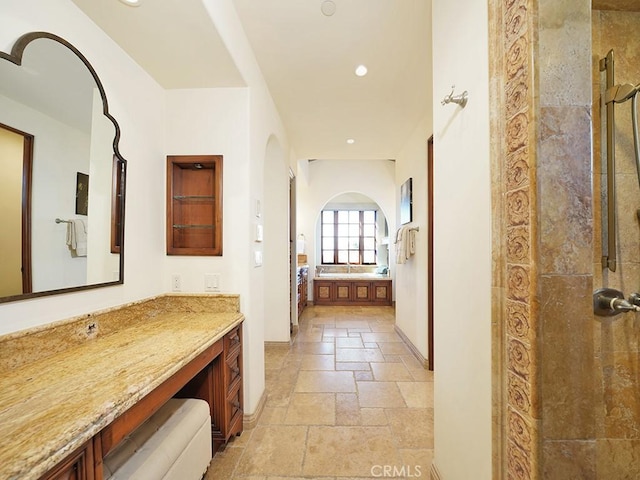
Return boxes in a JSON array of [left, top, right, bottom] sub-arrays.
[[395, 226, 417, 264], [395, 226, 408, 264], [66, 219, 87, 257]]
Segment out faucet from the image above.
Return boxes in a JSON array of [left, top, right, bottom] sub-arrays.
[[594, 288, 640, 316], [346, 259, 351, 274]]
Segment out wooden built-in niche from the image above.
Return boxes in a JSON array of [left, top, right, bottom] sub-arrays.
[[166, 155, 223, 256]]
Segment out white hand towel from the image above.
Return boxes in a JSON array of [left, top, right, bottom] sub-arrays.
[[66, 219, 87, 257], [395, 226, 407, 264], [74, 219, 87, 257], [66, 221, 76, 251]]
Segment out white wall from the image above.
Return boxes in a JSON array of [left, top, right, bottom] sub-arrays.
[[431, 1, 492, 479], [394, 116, 431, 359], [263, 135, 291, 342], [201, 0, 292, 412], [297, 159, 396, 296], [164, 88, 250, 297], [87, 89, 120, 286]]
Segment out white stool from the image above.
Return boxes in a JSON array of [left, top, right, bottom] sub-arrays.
[[103, 398, 212, 480]]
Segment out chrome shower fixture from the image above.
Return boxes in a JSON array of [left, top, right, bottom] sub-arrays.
[[593, 287, 640, 316], [599, 49, 640, 271], [605, 82, 640, 104]]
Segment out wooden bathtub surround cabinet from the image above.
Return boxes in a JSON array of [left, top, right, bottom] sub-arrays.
[[313, 265, 392, 306], [314, 278, 392, 306], [0, 294, 244, 480]]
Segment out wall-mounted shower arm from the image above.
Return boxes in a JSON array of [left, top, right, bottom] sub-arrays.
[[605, 83, 639, 104]]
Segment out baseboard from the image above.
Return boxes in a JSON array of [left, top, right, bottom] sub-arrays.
[[430, 462, 442, 480], [394, 325, 428, 369], [243, 388, 267, 430], [264, 340, 292, 347]]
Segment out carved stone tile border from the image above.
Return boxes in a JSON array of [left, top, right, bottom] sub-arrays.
[[491, 0, 540, 478]]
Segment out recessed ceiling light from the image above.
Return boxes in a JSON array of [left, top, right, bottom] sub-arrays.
[[355, 65, 368, 77], [346, 138, 355, 144], [321, 0, 336, 16], [119, 0, 142, 6]]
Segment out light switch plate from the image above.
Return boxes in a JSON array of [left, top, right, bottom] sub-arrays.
[[204, 273, 220, 292], [254, 250, 263, 267]]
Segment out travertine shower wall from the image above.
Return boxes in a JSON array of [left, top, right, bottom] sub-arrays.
[[593, 9, 640, 478]]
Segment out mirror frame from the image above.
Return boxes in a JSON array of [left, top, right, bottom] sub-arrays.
[[0, 31, 126, 304]]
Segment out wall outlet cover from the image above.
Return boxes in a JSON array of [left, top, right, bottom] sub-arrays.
[[171, 274, 182, 292]]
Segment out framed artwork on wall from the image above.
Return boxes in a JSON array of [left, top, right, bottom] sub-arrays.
[[400, 177, 413, 225], [75, 172, 89, 215]]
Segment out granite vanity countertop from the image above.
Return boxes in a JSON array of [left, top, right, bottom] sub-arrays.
[[0, 310, 243, 480]]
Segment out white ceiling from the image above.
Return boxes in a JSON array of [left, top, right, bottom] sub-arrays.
[[71, 0, 432, 161]]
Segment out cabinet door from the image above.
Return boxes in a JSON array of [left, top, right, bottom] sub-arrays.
[[352, 282, 372, 303], [41, 441, 94, 480], [314, 281, 332, 303], [334, 282, 351, 302], [372, 281, 392, 305], [300, 267, 308, 307]]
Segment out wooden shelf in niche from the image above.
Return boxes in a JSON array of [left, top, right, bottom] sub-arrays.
[[167, 155, 223, 256]]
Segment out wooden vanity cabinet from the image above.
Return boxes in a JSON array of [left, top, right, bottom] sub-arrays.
[[177, 325, 243, 453], [166, 155, 223, 256], [40, 440, 94, 480], [41, 322, 244, 479], [297, 266, 308, 317], [221, 325, 243, 442]]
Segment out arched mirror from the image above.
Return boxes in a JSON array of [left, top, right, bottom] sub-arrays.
[[0, 32, 126, 304]]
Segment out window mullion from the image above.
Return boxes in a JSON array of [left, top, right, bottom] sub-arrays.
[[334, 210, 339, 264]]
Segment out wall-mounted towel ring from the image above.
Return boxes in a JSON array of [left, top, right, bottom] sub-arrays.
[[441, 85, 468, 108]]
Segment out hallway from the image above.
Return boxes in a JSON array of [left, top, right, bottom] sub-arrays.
[[206, 305, 433, 479]]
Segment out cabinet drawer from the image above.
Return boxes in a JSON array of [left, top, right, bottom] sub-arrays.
[[227, 381, 243, 420], [224, 326, 241, 358], [226, 351, 241, 386]]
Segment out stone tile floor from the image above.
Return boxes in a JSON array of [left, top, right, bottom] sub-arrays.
[[205, 305, 433, 479]]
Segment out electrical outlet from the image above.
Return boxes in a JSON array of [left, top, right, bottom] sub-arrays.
[[171, 274, 182, 292], [204, 273, 220, 292]]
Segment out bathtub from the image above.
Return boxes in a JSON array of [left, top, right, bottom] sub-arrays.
[[315, 272, 389, 280]]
